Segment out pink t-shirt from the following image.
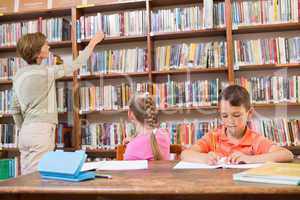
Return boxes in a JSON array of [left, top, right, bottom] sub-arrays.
[[124, 128, 170, 160]]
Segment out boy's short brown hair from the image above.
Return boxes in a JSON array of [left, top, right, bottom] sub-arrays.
[[218, 85, 250, 110], [16, 32, 47, 64]]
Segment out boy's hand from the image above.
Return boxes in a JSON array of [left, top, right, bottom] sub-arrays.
[[227, 152, 253, 164], [207, 151, 219, 165], [90, 32, 105, 45]]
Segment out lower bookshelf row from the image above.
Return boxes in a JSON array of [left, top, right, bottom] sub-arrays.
[[1, 117, 300, 152]]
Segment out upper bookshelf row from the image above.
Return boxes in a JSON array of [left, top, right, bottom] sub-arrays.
[[0, 0, 298, 84], [0, 0, 299, 38]]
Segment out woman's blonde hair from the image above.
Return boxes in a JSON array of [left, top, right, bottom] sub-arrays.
[[16, 32, 47, 64], [129, 94, 163, 160]]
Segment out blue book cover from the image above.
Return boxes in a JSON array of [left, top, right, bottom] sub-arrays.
[[38, 150, 95, 182]]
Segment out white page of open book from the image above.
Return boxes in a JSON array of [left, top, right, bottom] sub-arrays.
[[174, 160, 263, 169], [81, 160, 148, 171]]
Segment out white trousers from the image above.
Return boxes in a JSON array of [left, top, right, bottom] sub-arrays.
[[19, 122, 56, 175]]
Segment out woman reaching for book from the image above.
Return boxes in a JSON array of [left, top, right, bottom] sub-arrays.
[[11, 31, 105, 175]]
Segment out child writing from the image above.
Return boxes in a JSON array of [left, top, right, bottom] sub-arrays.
[[181, 85, 294, 165], [124, 94, 170, 160], [11, 31, 105, 175]]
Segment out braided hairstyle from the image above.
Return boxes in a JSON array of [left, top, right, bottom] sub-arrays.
[[129, 94, 163, 160]]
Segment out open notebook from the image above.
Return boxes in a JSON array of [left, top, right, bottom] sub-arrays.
[[174, 158, 263, 169]]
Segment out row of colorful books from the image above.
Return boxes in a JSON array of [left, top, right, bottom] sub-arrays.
[[56, 82, 73, 113], [236, 76, 300, 104], [0, 117, 298, 149], [151, 1, 225, 32], [153, 78, 220, 108], [249, 118, 300, 146], [1, 0, 298, 48], [3, 74, 300, 115], [76, 10, 147, 41], [0, 90, 12, 115], [81, 121, 135, 149], [0, 36, 298, 80], [234, 37, 300, 66], [0, 158, 17, 180], [0, 57, 25, 80], [79, 48, 147, 75], [78, 75, 300, 110], [0, 124, 17, 149], [232, 0, 300, 26], [155, 42, 227, 71], [79, 82, 149, 113], [0, 17, 71, 47], [55, 123, 73, 149], [79, 78, 220, 112], [80, 118, 300, 149]]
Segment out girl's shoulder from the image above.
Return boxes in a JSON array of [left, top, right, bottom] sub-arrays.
[[156, 128, 170, 135]]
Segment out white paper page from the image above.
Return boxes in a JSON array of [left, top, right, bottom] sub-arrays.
[[218, 157, 263, 169], [81, 162, 101, 172], [81, 160, 148, 171], [174, 161, 263, 169], [173, 161, 222, 169], [223, 163, 263, 169]]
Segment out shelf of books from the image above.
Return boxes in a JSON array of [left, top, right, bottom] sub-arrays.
[[232, 0, 300, 156], [0, 0, 300, 161], [75, 0, 300, 156]]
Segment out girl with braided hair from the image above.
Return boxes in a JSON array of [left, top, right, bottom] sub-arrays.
[[124, 94, 170, 160]]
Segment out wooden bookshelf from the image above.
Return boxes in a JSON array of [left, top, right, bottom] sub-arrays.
[[0, 148, 19, 153], [85, 148, 116, 158], [0, 147, 78, 153], [79, 106, 219, 115], [47, 40, 73, 48], [78, 72, 149, 81], [0, 80, 13, 85], [0, 0, 299, 156], [158, 106, 218, 112], [233, 23, 300, 34], [237, 64, 300, 71], [79, 35, 147, 46], [149, 0, 225, 7], [55, 147, 76, 152], [0, 7, 71, 22], [252, 103, 300, 108], [80, 109, 128, 115], [0, 114, 13, 118], [56, 76, 73, 82], [78, 0, 146, 13], [151, 28, 226, 40], [0, 46, 17, 53], [152, 68, 227, 76], [0, 40, 72, 53]]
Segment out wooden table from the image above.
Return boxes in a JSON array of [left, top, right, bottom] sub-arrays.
[[0, 161, 300, 200]]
